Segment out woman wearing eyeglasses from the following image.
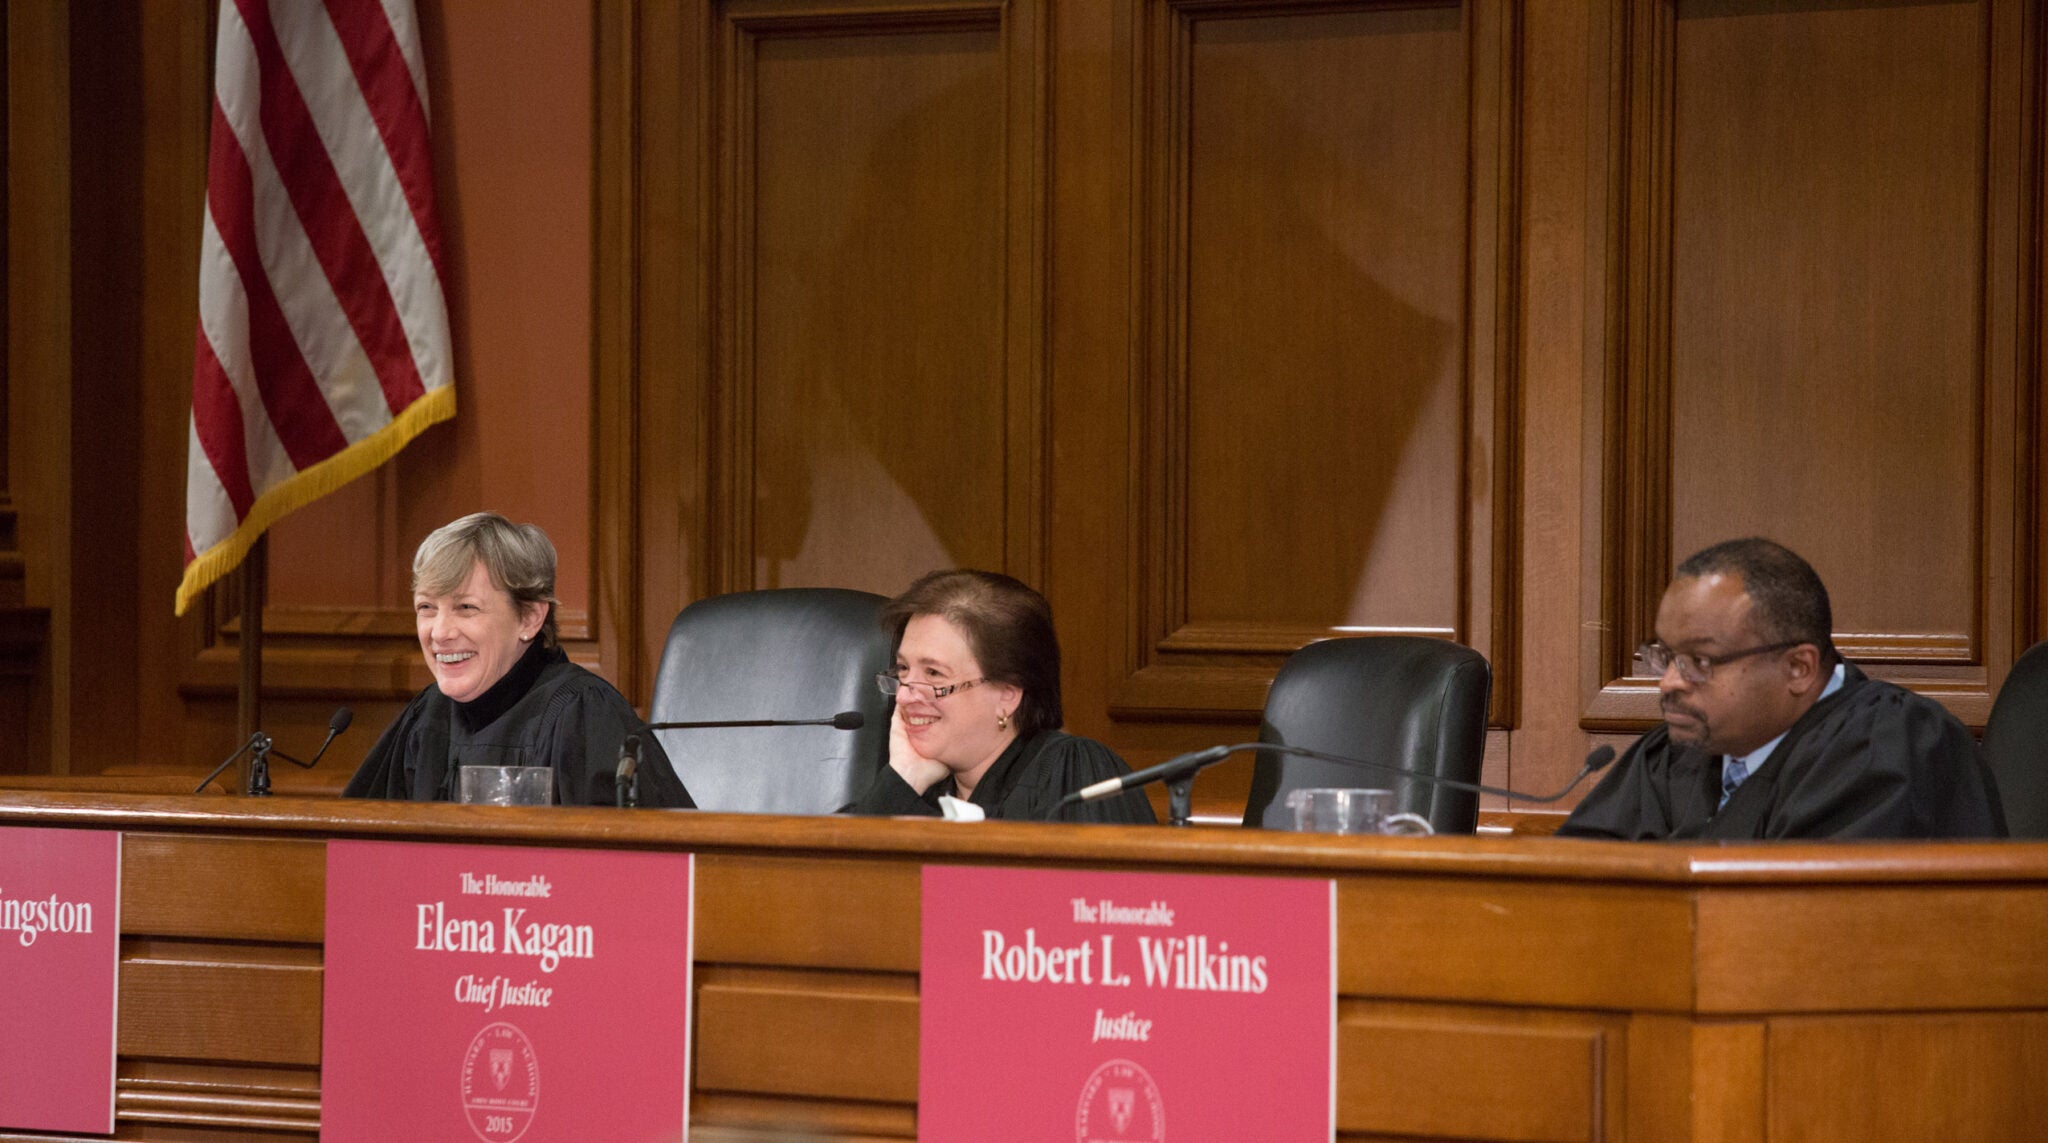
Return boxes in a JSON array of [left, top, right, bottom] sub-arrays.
[[845, 569, 1157, 824]]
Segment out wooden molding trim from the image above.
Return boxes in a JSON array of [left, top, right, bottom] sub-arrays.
[[1157, 622, 1459, 656], [209, 605, 594, 645], [178, 606, 600, 700], [593, 0, 645, 701], [1580, 0, 1672, 732], [0, 499, 23, 610], [723, 0, 1005, 34], [1117, 0, 1522, 724]]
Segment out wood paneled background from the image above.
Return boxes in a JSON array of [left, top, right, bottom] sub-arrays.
[[4, 0, 2042, 821]]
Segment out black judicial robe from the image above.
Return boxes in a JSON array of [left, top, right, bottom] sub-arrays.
[[343, 640, 694, 809], [1558, 663, 2004, 840], [847, 729, 1158, 825]]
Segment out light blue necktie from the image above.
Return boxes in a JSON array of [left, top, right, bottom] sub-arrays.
[[1719, 759, 1749, 810]]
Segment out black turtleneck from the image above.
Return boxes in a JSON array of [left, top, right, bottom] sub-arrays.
[[453, 638, 559, 735]]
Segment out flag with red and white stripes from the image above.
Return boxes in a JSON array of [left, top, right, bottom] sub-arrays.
[[177, 0, 454, 615]]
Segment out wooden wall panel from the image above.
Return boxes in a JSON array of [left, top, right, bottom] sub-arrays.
[[1336, 1001, 1615, 1142], [743, 19, 1008, 592], [134, 0, 213, 772], [1669, 0, 1985, 649], [0, 0, 53, 775], [1586, 0, 2038, 732], [1766, 1013, 2048, 1143], [1184, 8, 1466, 631], [10, 0, 77, 774], [1115, 0, 1518, 722], [14, 0, 2048, 813], [694, 966, 920, 1103], [700, 0, 1048, 598], [119, 942, 325, 1066], [67, 0, 145, 779]]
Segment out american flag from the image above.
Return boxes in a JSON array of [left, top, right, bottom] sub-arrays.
[[177, 0, 453, 615]]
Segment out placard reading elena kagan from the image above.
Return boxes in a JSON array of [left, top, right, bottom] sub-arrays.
[[323, 840, 694, 1143]]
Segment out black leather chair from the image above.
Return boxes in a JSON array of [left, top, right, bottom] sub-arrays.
[[1241, 635, 1491, 834], [1981, 640, 2048, 837], [648, 588, 894, 814]]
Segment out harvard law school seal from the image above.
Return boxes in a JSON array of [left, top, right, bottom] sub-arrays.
[[460, 1021, 539, 1143], [1075, 1058, 1165, 1142]]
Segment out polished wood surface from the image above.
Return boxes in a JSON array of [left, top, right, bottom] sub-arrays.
[[1586, 0, 2036, 731], [740, 13, 1021, 594], [1, 792, 2042, 1142], [1118, 0, 1519, 726], [9, 0, 2048, 828]]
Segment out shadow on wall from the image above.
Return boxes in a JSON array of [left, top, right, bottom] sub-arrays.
[[748, 34, 1002, 594], [1182, 15, 1462, 630], [744, 15, 1461, 629]]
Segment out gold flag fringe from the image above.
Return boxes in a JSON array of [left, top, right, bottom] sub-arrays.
[[174, 384, 457, 616]]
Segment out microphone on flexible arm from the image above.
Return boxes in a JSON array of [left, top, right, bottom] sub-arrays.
[[642, 711, 866, 731], [1060, 742, 1620, 828], [195, 706, 354, 796], [616, 734, 641, 809]]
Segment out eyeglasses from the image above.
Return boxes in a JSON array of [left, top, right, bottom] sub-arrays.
[[876, 673, 986, 702], [1638, 640, 1803, 685]]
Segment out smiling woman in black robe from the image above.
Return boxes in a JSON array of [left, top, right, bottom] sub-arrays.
[[845, 569, 1155, 825], [344, 512, 692, 808]]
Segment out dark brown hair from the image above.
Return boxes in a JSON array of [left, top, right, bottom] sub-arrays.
[[883, 570, 1062, 734]]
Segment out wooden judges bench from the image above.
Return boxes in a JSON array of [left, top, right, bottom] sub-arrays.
[[0, 793, 2043, 1142]]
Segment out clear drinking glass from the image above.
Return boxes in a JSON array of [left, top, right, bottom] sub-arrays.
[[457, 765, 554, 806], [1283, 787, 1434, 835]]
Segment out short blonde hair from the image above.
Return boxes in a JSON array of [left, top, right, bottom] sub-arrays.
[[413, 512, 559, 648]]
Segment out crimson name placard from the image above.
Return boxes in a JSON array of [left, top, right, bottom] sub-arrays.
[[921, 865, 1334, 1142], [322, 840, 693, 1143], [0, 826, 120, 1135]]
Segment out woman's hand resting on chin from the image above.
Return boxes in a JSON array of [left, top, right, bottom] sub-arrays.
[[888, 705, 952, 794]]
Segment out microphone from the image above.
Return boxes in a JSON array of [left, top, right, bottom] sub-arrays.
[[270, 706, 353, 771], [616, 734, 641, 809], [194, 706, 354, 795], [298, 707, 354, 766], [644, 710, 865, 731], [1061, 742, 1619, 809]]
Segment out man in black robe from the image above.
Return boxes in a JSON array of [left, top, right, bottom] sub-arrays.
[[1560, 538, 2005, 840]]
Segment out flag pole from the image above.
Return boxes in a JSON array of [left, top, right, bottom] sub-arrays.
[[236, 533, 266, 790]]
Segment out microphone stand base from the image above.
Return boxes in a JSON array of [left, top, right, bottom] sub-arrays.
[[1166, 775, 1195, 828], [246, 737, 274, 797]]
